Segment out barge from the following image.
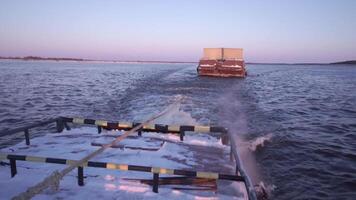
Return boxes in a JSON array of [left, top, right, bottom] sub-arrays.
[[197, 48, 247, 77]]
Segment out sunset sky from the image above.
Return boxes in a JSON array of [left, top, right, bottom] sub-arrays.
[[1, 0, 356, 63]]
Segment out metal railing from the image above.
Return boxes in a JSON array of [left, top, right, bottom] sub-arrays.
[[0, 153, 245, 193], [0, 116, 257, 199]]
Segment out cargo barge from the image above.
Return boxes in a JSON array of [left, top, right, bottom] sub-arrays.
[[197, 48, 247, 77]]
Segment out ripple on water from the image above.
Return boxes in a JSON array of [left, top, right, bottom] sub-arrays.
[[0, 62, 356, 199]]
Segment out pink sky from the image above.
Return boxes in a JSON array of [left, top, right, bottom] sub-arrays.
[[1, 0, 356, 63]]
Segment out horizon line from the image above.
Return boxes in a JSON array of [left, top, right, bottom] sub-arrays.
[[0, 55, 355, 65]]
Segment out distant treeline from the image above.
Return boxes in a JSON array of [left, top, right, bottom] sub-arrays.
[[247, 60, 356, 65], [0, 56, 85, 61], [23, 56, 85, 61], [331, 60, 356, 65], [0, 56, 196, 63]]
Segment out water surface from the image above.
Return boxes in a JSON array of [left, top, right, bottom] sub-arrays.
[[0, 60, 355, 199]]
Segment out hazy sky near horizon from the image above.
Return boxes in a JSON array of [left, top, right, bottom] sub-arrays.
[[1, 0, 356, 63]]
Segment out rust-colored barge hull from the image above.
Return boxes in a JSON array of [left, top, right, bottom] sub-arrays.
[[197, 48, 247, 78]]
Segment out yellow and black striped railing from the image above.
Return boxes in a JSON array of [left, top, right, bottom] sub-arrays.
[[0, 153, 244, 193], [61, 117, 227, 134], [0, 118, 66, 146], [60, 117, 228, 142], [0, 116, 228, 146], [0, 118, 256, 199]]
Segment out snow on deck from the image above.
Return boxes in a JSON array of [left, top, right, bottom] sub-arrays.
[[0, 127, 245, 199]]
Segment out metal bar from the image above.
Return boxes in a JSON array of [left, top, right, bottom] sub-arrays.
[[0, 116, 227, 137], [226, 131, 257, 200], [56, 118, 64, 133], [64, 122, 71, 131], [97, 126, 102, 134], [152, 173, 159, 193], [10, 158, 17, 177], [1, 153, 244, 182], [222, 134, 229, 145], [180, 130, 185, 141], [78, 167, 84, 186], [61, 117, 227, 134], [0, 118, 58, 137], [24, 129, 30, 145], [230, 143, 233, 161]]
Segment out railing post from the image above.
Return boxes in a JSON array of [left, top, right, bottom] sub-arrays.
[[97, 126, 102, 134], [24, 129, 30, 145], [78, 167, 84, 186], [230, 146, 233, 161], [64, 122, 71, 131], [222, 134, 229, 145], [10, 158, 17, 177], [56, 118, 64, 133], [180, 130, 185, 141], [152, 173, 159, 193]]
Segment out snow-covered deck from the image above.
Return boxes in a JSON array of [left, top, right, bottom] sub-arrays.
[[0, 126, 246, 199]]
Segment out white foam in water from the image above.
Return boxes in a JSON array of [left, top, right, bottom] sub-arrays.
[[248, 133, 273, 152], [154, 100, 197, 125], [236, 133, 274, 199], [255, 181, 276, 198]]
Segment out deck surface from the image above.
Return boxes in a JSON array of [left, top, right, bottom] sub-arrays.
[[0, 126, 245, 199]]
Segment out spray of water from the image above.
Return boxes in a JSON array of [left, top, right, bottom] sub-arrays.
[[249, 133, 273, 152], [218, 92, 261, 181], [218, 89, 274, 199], [152, 94, 274, 198]]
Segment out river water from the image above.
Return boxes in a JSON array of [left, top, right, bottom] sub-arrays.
[[0, 60, 355, 199]]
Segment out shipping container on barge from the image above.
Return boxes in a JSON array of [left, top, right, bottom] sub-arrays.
[[197, 48, 247, 78]]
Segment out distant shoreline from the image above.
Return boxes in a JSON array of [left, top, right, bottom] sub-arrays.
[[0, 56, 197, 64], [248, 61, 356, 65], [0, 56, 355, 65]]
